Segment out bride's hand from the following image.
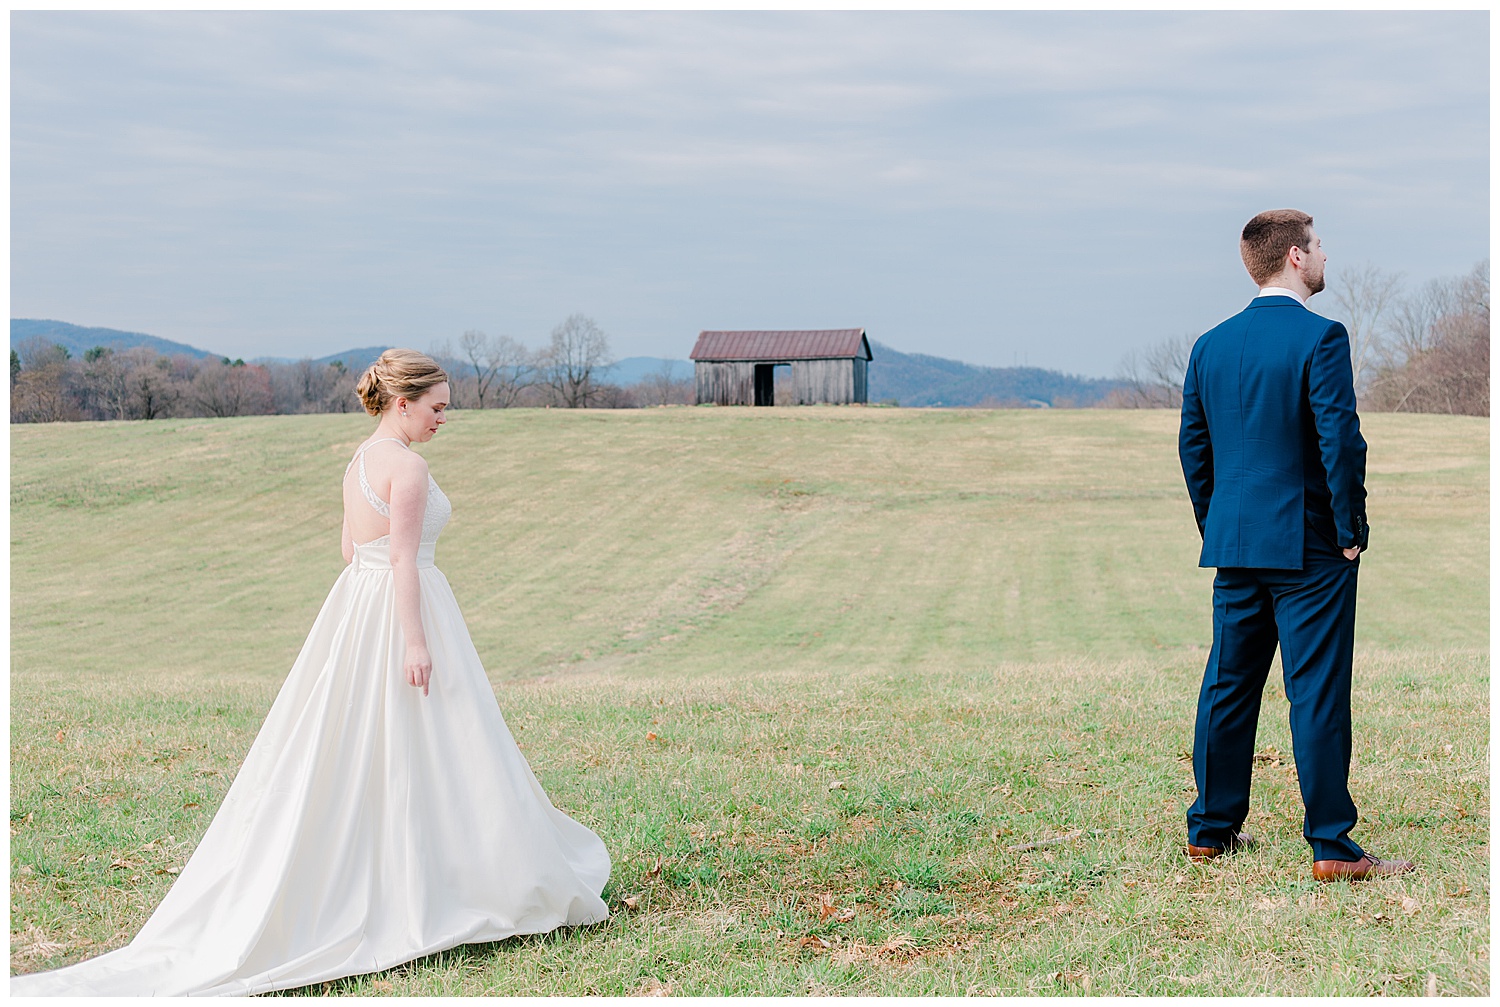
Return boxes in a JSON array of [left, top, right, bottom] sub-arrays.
[[405, 644, 433, 697]]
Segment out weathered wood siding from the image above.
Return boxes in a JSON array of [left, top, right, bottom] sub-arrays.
[[695, 361, 756, 405], [791, 358, 860, 404], [696, 357, 868, 405]]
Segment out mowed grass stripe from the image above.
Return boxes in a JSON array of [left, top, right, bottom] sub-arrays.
[[11, 408, 1488, 995]]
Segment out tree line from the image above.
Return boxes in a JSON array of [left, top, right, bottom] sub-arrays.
[[1110, 261, 1489, 416], [10, 314, 694, 424]]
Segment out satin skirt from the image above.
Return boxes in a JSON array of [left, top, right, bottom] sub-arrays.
[[12, 540, 611, 996]]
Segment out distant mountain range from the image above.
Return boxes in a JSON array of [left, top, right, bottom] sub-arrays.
[[11, 318, 217, 362], [866, 341, 1122, 407], [11, 319, 1121, 408]]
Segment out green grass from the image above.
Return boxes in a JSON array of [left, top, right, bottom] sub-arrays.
[[10, 407, 1488, 995]]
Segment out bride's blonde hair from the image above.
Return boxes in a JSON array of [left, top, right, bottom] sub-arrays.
[[355, 349, 449, 417]]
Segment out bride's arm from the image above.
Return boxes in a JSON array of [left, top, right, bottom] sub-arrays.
[[388, 454, 433, 696], [341, 516, 354, 564]]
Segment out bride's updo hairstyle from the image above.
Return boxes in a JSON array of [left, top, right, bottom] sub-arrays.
[[355, 349, 449, 417]]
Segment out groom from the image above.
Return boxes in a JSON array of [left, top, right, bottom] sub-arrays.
[[1177, 209, 1414, 882]]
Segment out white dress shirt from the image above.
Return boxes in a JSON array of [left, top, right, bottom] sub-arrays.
[[1257, 285, 1306, 304]]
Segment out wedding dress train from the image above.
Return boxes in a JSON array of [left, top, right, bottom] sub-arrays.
[[12, 443, 611, 996]]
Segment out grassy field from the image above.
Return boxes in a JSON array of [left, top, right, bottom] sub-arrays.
[[9, 407, 1488, 996]]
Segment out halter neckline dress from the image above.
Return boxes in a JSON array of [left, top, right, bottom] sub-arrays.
[[12, 439, 611, 996]]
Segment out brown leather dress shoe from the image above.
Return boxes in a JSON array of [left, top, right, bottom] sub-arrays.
[[1185, 830, 1256, 861], [1312, 853, 1416, 882]]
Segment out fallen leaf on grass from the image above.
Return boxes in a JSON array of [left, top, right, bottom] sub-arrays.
[[621, 895, 641, 910], [1447, 887, 1471, 898], [818, 894, 838, 920], [798, 934, 830, 951], [634, 978, 672, 997], [1400, 896, 1421, 916], [54, 731, 66, 744], [1427, 973, 1438, 997], [369, 980, 393, 993], [835, 908, 856, 923], [645, 858, 662, 878], [827, 780, 846, 791], [182, 802, 200, 809], [645, 733, 658, 741]]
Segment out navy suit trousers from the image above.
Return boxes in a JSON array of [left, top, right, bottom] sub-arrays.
[[1186, 533, 1364, 862]]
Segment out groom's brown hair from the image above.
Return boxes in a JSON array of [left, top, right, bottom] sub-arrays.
[[1240, 209, 1314, 285]]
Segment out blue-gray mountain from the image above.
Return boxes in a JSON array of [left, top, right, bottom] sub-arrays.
[[11, 321, 1122, 407], [11, 318, 215, 362], [866, 341, 1124, 407]]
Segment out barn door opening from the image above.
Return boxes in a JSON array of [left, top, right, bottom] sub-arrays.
[[753, 363, 793, 406], [753, 363, 775, 406]]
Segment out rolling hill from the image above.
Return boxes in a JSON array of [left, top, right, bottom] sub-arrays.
[[11, 319, 1122, 407]]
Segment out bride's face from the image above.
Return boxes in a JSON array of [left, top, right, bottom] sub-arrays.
[[399, 382, 450, 442]]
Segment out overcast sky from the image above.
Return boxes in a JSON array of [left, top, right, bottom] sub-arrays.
[[10, 11, 1489, 375]]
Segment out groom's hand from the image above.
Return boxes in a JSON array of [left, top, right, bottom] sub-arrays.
[[1342, 546, 1361, 561]]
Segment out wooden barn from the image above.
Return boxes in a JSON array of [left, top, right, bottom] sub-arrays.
[[689, 329, 873, 406]]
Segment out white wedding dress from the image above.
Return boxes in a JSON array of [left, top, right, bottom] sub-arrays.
[[12, 439, 611, 996]]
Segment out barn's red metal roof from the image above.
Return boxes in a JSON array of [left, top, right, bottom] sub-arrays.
[[690, 329, 871, 362]]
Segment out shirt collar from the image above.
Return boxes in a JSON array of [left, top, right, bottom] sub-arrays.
[[1257, 285, 1306, 304]]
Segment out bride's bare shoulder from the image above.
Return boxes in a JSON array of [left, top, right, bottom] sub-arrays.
[[364, 440, 428, 479]]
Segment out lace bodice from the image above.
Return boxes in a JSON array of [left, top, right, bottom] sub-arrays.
[[345, 438, 451, 544]]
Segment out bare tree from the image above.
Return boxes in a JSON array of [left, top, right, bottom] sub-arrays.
[[122, 348, 179, 419], [1111, 332, 1196, 407], [267, 358, 355, 414], [641, 359, 691, 406], [80, 346, 131, 420], [11, 338, 75, 423], [539, 314, 613, 408], [1331, 264, 1402, 393], [1366, 261, 1489, 415], [458, 329, 534, 408], [190, 358, 273, 417]]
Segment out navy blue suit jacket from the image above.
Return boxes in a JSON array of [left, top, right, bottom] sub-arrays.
[[1179, 295, 1369, 569]]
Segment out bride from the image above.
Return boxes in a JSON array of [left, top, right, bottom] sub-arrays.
[[12, 349, 611, 996]]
